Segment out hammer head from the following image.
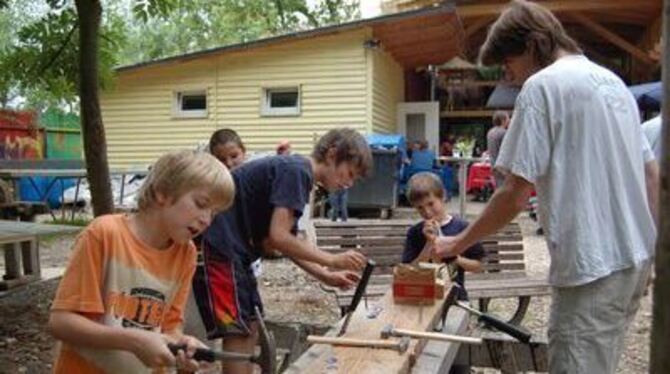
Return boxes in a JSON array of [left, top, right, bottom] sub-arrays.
[[397, 337, 410, 353], [380, 324, 395, 339]]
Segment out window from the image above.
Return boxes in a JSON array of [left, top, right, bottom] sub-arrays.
[[261, 87, 300, 116], [174, 90, 207, 118]]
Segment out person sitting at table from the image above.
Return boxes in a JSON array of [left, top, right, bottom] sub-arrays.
[[408, 140, 436, 174]]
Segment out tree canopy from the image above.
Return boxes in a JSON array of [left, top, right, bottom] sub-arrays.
[[0, 0, 361, 110]]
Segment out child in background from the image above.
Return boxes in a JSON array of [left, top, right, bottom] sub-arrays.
[[209, 128, 246, 170], [191, 128, 372, 374], [403, 172, 484, 300], [48, 150, 235, 373]]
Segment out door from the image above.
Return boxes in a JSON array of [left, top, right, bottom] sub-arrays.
[[396, 102, 440, 152]]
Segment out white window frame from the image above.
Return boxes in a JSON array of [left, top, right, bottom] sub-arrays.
[[173, 89, 208, 118], [261, 86, 301, 117]]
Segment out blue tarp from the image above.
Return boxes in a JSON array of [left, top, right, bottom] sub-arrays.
[[628, 81, 661, 111]]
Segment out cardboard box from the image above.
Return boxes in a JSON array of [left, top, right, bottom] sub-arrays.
[[393, 264, 437, 305]]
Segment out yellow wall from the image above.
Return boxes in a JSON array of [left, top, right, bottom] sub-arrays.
[[101, 28, 404, 168], [369, 48, 404, 134]]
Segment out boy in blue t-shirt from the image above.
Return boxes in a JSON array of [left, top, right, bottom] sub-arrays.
[[403, 172, 485, 300]]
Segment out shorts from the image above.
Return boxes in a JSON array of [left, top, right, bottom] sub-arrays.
[[191, 238, 263, 339]]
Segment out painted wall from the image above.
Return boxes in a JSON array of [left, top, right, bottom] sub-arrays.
[[369, 48, 404, 134], [101, 28, 404, 168]]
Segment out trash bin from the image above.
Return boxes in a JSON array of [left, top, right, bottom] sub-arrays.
[[346, 134, 405, 216]]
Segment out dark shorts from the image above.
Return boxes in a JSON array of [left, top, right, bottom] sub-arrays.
[[191, 238, 263, 339]]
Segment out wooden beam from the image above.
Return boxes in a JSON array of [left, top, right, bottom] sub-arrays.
[[457, 0, 657, 19], [441, 110, 497, 118], [464, 17, 494, 39], [285, 286, 467, 373], [568, 12, 656, 66]]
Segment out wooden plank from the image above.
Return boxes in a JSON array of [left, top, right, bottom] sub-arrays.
[[313, 219, 415, 228], [286, 286, 454, 373], [454, 332, 549, 372], [482, 262, 526, 272], [317, 237, 406, 246], [316, 228, 410, 237], [3, 242, 21, 279], [411, 308, 469, 373]]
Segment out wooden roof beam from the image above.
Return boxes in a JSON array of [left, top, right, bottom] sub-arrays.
[[458, 0, 656, 19], [464, 17, 494, 39], [568, 12, 655, 66]]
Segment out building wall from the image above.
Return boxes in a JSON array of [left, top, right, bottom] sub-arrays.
[[102, 29, 370, 168], [369, 48, 404, 134]]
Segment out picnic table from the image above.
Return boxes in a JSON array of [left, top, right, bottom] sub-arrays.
[[0, 220, 80, 290], [0, 162, 148, 221]]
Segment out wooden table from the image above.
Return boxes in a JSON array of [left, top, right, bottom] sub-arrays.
[[286, 286, 470, 373], [0, 220, 80, 290], [438, 157, 485, 217]]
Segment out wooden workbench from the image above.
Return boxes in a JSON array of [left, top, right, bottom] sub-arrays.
[[0, 220, 80, 290], [285, 286, 470, 373]]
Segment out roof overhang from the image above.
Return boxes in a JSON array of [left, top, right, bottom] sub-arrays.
[[117, 4, 463, 73]]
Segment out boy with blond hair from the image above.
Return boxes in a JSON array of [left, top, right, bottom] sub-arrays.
[[403, 172, 484, 300], [48, 150, 235, 373]]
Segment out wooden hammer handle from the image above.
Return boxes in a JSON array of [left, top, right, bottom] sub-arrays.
[[307, 336, 401, 349], [393, 328, 482, 344]]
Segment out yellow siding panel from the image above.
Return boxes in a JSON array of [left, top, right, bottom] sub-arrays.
[[370, 49, 404, 135], [102, 29, 373, 168]]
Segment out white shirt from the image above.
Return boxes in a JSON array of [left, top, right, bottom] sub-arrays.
[[641, 115, 662, 161], [496, 55, 656, 287]]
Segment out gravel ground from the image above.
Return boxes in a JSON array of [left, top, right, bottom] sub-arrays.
[[0, 203, 653, 373]]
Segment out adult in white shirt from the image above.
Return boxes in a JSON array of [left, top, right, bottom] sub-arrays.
[[433, 1, 659, 373]]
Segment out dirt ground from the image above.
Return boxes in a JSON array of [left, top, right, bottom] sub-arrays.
[[0, 204, 653, 373]]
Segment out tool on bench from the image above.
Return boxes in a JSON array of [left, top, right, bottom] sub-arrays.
[[337, 259, 376, 336], [380, 324, 483, 345], [437, 284, 532, 343], [168, 306, 277, 373], [306, 335, 410, 353]]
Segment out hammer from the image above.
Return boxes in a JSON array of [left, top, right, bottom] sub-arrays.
[[380, 324, 482, 345], [306, 335, 410, 353], [442, 285, 532, 343], [169, 306, 276, 373]]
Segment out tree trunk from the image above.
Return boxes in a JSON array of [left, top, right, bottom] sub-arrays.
[[75, 0, 114, 216], [651, 2, 670, 373]]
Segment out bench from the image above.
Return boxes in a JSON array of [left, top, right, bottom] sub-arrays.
[[314, 219, 550, 325], [0, 220, 80, 291]]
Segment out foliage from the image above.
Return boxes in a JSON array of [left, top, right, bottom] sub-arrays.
[[0, 0, 360, 108]]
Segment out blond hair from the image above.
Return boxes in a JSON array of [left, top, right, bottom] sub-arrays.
[[137, 150, 235, 212]]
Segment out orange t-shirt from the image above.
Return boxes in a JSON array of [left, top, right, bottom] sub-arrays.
[[51, 214, 197, 373]]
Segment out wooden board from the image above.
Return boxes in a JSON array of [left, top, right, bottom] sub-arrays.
[[286, 285, 457, 373]]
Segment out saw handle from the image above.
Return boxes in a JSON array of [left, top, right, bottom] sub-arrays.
[[168, 343, 216, 362], [477, 314, 532, 343]]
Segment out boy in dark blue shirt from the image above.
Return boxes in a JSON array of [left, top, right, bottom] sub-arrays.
[[191, 128, 372, 374], [403, 172, 485, 300]]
